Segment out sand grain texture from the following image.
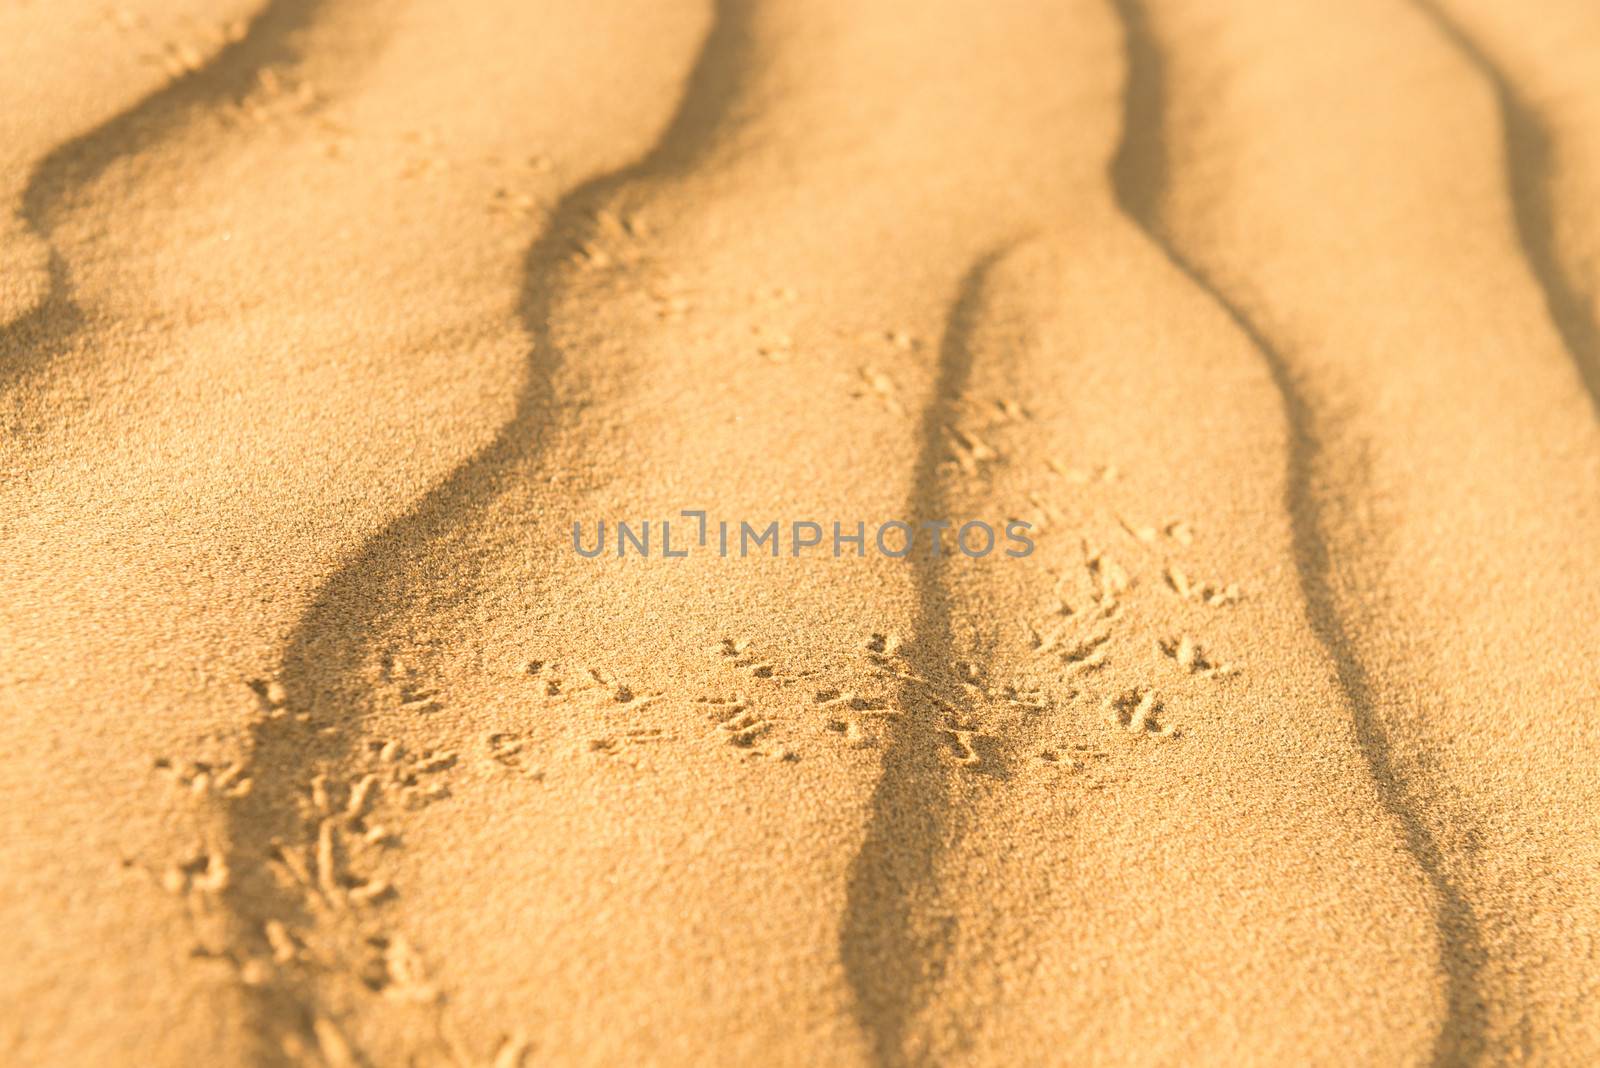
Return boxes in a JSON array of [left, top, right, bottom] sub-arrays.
[[2, 0, 1598, 1065]]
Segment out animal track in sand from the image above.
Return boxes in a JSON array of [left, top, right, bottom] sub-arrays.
[[484, 732, 543, 779], [155, 843, 232, 897], [1036, 741, 1109, 769], [1035, 742, 1116, 791], [1054, 630, 1113, 676], [946, 394, 1031, 476], [850, 633, 1075, 773], [478, 141, 556, 180], [134, 699, 452, 1061], [815, 688, 899, 751], [1158, 633, 1239, 679], [513, 652, 808, 764], [523, 657, 662, 708], [110, 9, 250, 81], [716, 635, 830, 690], [647, 272, 695, 322], [1082, 541, 1132, 616], [224, 65, 322, 126], [1103, 687, 1180, 739], [852, 366, 907, 416], [937, 712, 987, 769], [990, 455, 1251, 741], [358, 739, 459, 812], [541, 658, 803, 763], [940, 394, 1028, 479], [1117, 513, 1195, 548], [1164, 564, 1241, 606], [373, 652, 446, 717], [696, 695, 796, 760], [750, 322, 795, 363], [586, 728, 668, 762], [570, 206, 649, 271], [152, 755, 254, 800], [714, 636, 780, 680]]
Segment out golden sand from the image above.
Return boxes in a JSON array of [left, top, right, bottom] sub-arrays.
[[3, 1, 1598, 1064]]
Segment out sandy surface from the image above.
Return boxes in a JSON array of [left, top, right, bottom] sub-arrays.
[[3, 1, 1599, 1065]]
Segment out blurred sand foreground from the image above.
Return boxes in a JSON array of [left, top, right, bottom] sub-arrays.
[[3, 1, 1600, 1064]]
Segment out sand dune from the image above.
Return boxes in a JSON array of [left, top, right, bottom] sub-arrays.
[[0, 0, 255, 327], [1124, 1, 1600, 1058], [3, 1, 1598, 1065]]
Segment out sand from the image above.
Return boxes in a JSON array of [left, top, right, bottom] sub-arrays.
[[2, 1, 1598, 1065]]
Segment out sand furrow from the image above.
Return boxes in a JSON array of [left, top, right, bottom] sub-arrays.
[[0, 3, 705, 1063], [6, 1, 1598, 1063], [229, 2, 1129, 1061], [825, 9, 1447, 1064], [1125, 0, 1600, 1059], [1111, 0, 1485, 1058], [1410, 0, 1600, 420], [0, 0, 261, 325], [870, 229, 1452, 1064], [226, 7, 755, 1058], [0, 0, 391, 403], [839, 246, 1016, 1063]]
